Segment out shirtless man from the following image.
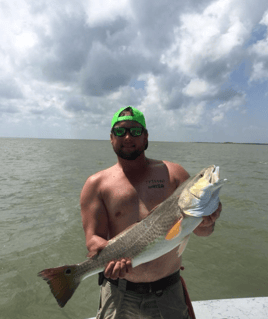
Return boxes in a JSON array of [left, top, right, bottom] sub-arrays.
[[80, 106, 222, 319]]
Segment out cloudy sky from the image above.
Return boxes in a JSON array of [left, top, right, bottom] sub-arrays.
[[1, 0, 268, 143]]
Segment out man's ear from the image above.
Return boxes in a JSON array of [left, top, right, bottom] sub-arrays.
[[145, 130, 148, 142], [144, 131, 149, 150]]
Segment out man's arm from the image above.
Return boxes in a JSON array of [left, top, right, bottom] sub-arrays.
[[80, 174, 132, 280], [80, 174, 110, 255]]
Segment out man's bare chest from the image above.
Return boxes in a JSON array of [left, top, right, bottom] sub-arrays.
[[101, 170, 176, 233]]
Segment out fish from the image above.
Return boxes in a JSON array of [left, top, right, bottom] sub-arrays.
[[38, 165, 226, 308]]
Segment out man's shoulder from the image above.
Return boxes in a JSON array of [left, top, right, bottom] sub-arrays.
[[81, 165, 118, 200], [85, 165, 117, 185], [162, 161, 190, 186]]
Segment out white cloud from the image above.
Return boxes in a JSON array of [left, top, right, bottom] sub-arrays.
[[250, 61, 268, 81], [251, 40, 268, 57], [180, 102, 206, 126], [161, 0, 250, 76], [260, 10, 268, 25], [251, 10, 268, 55], [211, 92, 246, 123], [182, 78, 210, 97], [83, 0, 133, 26], [212, 111, 224, 123], [0, 76, 23, 99], [249, 10, 268, 81]]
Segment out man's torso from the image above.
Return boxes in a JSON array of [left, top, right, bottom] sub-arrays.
[[97, 159, 184, 282]]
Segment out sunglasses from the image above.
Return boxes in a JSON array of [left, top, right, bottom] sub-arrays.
[[112, 127, 144, 137]]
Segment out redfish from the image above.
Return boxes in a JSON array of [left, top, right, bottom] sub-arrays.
[[38, 165, 226, 307]]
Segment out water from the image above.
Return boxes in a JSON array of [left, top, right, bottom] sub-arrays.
[[0, 138, 267, 319]]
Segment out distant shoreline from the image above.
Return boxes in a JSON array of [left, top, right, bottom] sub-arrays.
[[193, 142, 268, 145], [0, 136, 267, 145]]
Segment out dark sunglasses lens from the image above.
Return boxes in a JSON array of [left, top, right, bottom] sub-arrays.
[[130, 128, 143, 136], [113, 127, 143, 137], [114, 128, 126, 136]]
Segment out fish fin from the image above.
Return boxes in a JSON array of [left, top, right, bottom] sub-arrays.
[[38, 265, 80, 308], [165, 218, 182, 240], [177, 234, 190, 257]]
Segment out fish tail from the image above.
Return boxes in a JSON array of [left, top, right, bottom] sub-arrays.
[[38, 264, 81, 308]]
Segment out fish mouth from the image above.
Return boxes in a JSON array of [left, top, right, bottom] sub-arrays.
[[207, 165, 219, 183], [209, 165, 216, 183], [211, 165, 220, 183]]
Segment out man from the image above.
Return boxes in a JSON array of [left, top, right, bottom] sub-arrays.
[[80, 106, 222, 319]]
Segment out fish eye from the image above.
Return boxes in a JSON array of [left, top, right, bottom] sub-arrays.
[[200, 174, 204, 177], [65, 268, 72, 275]]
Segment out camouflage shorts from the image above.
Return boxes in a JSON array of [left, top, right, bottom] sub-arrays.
[[95, 273, 191, 319]]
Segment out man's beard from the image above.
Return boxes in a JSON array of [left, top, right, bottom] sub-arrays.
[[113, 146, 144, 160]]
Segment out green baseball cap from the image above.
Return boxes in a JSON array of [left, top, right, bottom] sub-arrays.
[[111, 106, 146, 128]]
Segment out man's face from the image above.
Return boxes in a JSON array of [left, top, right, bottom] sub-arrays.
[[110, 120, 148, 160]]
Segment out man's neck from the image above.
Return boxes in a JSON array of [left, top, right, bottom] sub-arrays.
[[117, 153, 149, 175]]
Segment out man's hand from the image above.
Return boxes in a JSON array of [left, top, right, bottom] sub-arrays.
[[86, 235, 132, 280], [104, 258, 132, 280], [86, 235, 108, 259], [193, 202, 222, 237]]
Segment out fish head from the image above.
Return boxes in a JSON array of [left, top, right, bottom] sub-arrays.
[[189, 165, 220, 197], [179, 165, 226, 218]]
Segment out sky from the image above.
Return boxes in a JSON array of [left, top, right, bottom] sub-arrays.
[[1, 0, 268, 143]]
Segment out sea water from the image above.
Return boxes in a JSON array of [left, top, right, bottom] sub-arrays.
[[0, 138, 267, 319]]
